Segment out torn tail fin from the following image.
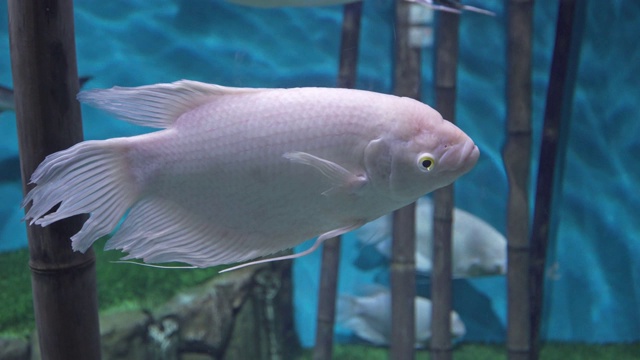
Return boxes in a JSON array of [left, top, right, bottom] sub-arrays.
[[336, 295, 359, 325], [23, 138, 138, 252]]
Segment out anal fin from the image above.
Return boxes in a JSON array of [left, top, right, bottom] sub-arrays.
[[220, 221, 365, 273], [107, 197, 270, 268]]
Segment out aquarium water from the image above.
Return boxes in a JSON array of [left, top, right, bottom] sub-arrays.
[[0, 0, 638, 346]]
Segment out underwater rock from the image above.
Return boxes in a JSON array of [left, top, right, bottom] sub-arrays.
[[225, 263, 299, 359], [147, 315, 180, 360], [100, 309, 151, 360], [154, 266, 258, 357], [25, 261, 296, 360], [0, 336, 29, 360]]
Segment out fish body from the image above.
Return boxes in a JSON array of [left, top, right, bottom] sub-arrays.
[[356, 197, 506, 276], [337, 286, 466, 347], [23, 80, 478, 268]]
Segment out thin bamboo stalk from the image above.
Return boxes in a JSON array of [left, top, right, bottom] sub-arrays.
[[337, 2, 363, 90], [8, 1, 102, 359], [313, 238, 342, 360], [504, 0, 534, 359], [530, 1, 584, 359], [430, 9, 460, 360], [312, 2, 362, 359], [390, 1, 421, 359]]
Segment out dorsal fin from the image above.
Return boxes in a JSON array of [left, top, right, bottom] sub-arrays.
[[77, 80, 267, 129]]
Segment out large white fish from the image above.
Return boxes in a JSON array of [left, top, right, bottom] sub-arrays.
[[356, 197, 506, 277], [23, 80, 478, 270], [337, 286, 466, 347]]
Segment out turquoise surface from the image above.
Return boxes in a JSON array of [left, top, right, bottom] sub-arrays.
[[0, 0, 638, 344]]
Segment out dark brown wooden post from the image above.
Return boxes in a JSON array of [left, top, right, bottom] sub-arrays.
[[390, 1, 421, 359], [8, 1, 102, 359], [504, 0, 534, 359], [529, 1, 583, 359], [430, 9, 460, 360], [312, 2, 362, 359]]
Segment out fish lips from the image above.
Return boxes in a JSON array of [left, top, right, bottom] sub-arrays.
[[439, 140, 480, 175]]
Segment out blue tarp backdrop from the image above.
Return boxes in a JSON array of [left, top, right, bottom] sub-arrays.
[[0, 0, 638, 344]]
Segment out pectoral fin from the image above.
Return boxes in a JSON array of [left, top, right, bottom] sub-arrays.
[[283, 151, 367, 195]]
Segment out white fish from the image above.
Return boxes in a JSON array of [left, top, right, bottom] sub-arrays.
[[356, 197, 506, 277], [0, 86, 15, 113], [22, 80, 478, 270], [337, 286, 466, 347], [224, 0, 361, 8], [407, 0, 496, 16]]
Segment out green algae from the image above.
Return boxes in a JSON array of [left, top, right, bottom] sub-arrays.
[[2, 242, 639, 360], [0, 237, 224, 337], [297, 342, 640, 360]]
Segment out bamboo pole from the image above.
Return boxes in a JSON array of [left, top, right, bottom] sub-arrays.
[[390, 1, 420, 359], [8, 1, 102, 359], [312, 2, 362, 359], [504, 0, 534, 359], [530, 1, 584, 359], [336, 2, 363, 90], [430, 9, 460, 360], [312, 237, 342, 360]]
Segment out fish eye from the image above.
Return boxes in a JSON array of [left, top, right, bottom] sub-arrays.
[[417, 154, 436, 172]]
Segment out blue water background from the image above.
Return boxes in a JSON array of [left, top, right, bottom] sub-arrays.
[[0, 0, 638, 344]]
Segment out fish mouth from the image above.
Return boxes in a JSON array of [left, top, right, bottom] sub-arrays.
[[462, 141, 480, 168], [440, 140, 479, 173]]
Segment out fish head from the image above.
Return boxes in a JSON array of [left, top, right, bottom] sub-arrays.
[[472, 235, 508, 276], [365, 99, 479, 201]]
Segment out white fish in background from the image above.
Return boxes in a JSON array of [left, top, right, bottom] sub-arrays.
[[23, 80, 478, 270], [337, 286, 466, 347], [356, 197, 506, 277], [225, 0, 494, 15], [407, 0, 496, 16], [0, 86, 15, 113], [224, 0, 361, 8]]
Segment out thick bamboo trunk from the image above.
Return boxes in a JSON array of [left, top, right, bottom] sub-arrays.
[[312, 235, 342, 360], [529, 1, 584, 359], [390, 1, 420, 359], [430, 9, 460, 360], [504, 1, 534, 359], [8, 1, 102, 359], [312, 2, 362, 360]]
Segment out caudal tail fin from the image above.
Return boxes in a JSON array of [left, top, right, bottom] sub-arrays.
[[336, 294, 360, 324], [23, 138, 138, 252]]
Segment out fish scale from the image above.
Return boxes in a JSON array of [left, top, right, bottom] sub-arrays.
[[23, 80, 478, 270]]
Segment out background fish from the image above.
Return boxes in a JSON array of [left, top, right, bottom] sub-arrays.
[[355, 197, 506, 277], [23, 80, 478, 269], [408, 0, 496, 16], [0, 86, 14, 113], [337, 285, 466, 347]]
